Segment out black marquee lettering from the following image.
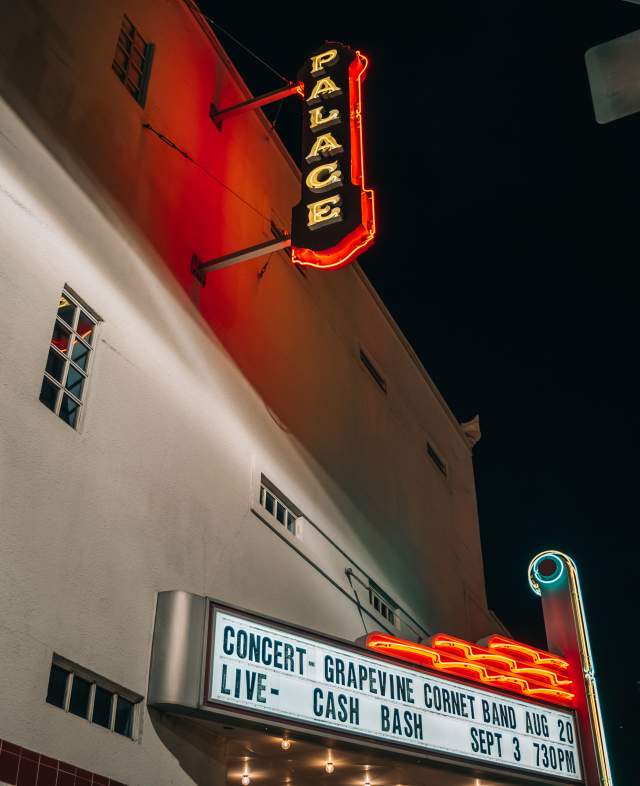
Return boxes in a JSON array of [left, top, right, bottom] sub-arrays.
[[296, 646, 306, 674], [236, 630, 247, 659], [222, 626, 235, 655], [381, 705, 390, 731], [284, 643, 294, 672], [261, 637, 272, 666], [248, 633, 260, 662], [324, 655, 334, 682]]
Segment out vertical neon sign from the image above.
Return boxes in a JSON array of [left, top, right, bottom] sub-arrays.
[[291, 43, 375, 270]]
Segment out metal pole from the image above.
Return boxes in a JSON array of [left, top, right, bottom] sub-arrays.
[[191, 236, 291, 284], [210, 83, 302, 129]]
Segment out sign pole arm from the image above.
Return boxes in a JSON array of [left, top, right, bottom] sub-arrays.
[[210, 83, 303, 129], [191, 235, 291, 285]]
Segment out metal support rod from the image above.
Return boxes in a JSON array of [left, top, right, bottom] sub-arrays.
[[210, 83, 302, 129], [191, 236, 291, 284]]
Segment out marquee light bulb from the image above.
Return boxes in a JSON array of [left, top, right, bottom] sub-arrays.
[[281, 738, 291, 751], [324, 761, 335, 774], [241, 775, 251, 786]]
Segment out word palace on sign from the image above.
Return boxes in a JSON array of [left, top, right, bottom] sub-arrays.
[[291, 43, 376, 270]]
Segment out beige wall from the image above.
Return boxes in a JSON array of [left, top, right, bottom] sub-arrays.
[[0, 1, 497, 784]]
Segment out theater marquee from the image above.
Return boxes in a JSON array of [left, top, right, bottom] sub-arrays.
[[205, 606, 582, 782]]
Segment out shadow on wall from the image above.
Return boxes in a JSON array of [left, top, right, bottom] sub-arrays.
[[149, 709, 228, 786]]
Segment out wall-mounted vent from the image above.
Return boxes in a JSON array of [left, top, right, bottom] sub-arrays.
[[359, 349, 386, 392], [427, 441, 447, 477]]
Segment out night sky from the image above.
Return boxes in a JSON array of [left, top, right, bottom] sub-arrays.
[[198, 1, 638, 780]]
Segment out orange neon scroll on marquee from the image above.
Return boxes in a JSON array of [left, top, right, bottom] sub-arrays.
[[290, 43, 375, 270], [366, 632, 576, 707]]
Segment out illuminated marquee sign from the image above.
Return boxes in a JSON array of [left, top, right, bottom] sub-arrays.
[[206, 607, 582, 782], [291, 43, 375, 270]]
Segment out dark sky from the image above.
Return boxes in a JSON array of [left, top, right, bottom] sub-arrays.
[[198, 2, 638, 781]]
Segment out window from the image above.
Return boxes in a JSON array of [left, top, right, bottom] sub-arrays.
[[112, 14, 154, 107], [45, 658, 141, 740], [368, 582, 399, 627], [427, 441, 447, 477], [360, 348, 387, 392], [259, 476, 301, 536], [39, 289, 98, 429]]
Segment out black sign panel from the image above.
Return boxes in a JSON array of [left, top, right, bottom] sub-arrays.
[[291, 43, 375, 269]]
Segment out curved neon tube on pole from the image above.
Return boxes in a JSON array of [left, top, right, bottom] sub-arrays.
[[529, 550, 614, 786]]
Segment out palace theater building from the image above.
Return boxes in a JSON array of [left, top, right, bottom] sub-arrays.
[[0, 3, 586, 786]]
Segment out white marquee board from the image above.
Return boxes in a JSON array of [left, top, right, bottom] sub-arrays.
[[207, 608, 582, 782]]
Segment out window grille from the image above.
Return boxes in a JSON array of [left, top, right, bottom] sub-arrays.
[[359, 348, 387, 392], [259, 476, 301, 537], [46, 658, 141, 740], [427, 441, 447, 477], [112, 14, 154, 107], [368, 582, 399, 627], [39, 288, 98, 430]]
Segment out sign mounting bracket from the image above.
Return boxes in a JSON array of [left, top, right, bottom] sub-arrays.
[[210, 83, 303, 130], [191, 222, 291, 284]]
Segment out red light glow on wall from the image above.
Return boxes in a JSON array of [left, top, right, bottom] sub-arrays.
[[366, 632, 575, 707]]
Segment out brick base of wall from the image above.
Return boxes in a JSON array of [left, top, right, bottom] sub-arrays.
[[0, 739, 126, 786]]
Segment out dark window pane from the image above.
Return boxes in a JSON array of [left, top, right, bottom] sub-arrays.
[[57, 295, 76, 327], [114, 696, 133, 737], [112, 61, 126, 81], [264, 491, 274, 515], [59, 395, 80, 428], [46, 664, 69, 708], [65, 366, 85, 400], [76, 312, 95, 345], [118, 31, 131, 51], [113, 50, 127, 72], [287, 512, 296, 533], [92, 686, 113, 729], [276, 502, 285, 524], [51, 320, 71, 354], [71, 339, 90, 370], [130, 49, 144, 72], [68, 675, 91, 718], [427, 442, 447, 476], [133, 32, 146, 51], [39, 377, 59, 412], [45, 348, 66, 382]]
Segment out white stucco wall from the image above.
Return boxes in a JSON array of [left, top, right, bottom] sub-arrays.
[[0, 2, 496, 784]]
